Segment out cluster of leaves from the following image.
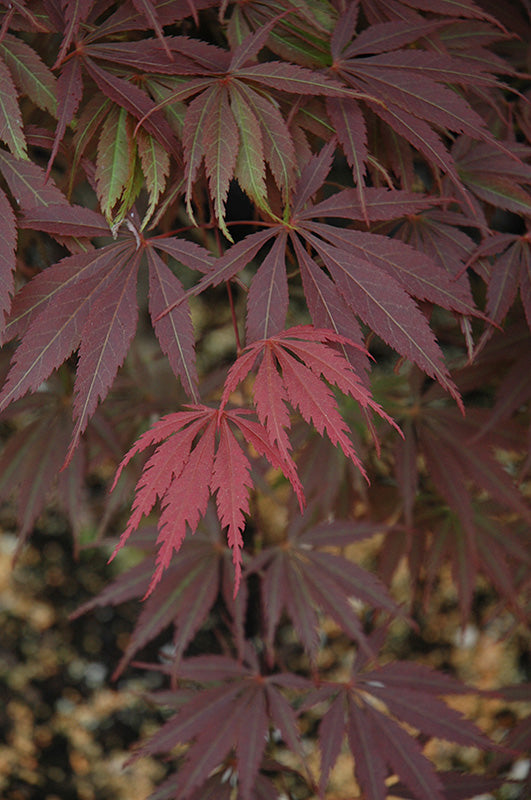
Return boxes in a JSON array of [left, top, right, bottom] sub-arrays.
[[1, 0, 530, 799]]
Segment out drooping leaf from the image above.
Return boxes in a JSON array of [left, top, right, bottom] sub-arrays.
[[251, 514, 399, 661], [67, 248, 143, 462], [230, 86, 269, 213], [202, 85, 239, 241], [222, 325, 398, 481], [0, 56, 27, 158], [0, 33, 57, 116], [47, 56, 83, 177], [245, 231, 288, 342], [83, 56, 181, 158], [95, 104, 137, 223], [133, 656, 307, 800], [137, 127, 170, 228], [0, 147, 69, 211], [0, 187, 16, 338], [146, 246, 198, 401], [306, 653, 496, 800], [110, 403, 305, 596]]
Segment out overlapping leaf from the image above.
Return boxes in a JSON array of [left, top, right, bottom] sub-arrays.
[[320, 8, 511, 198], [305, 657, 495, 800], [124, 22, 359, 235], [110, 403, 302, 595], [249, 515, 399, 660], [0, 170, 213, 462], [73, 515, 246, 678], [190, 143, 465, 403], [132, 655, 308, 800], [222, 324, 398, 477]]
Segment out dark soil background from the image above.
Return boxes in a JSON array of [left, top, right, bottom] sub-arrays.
[[0, 511, 168, 800]]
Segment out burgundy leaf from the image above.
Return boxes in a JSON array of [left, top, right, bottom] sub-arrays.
[[0, 187, 16, 337], [47, 56, 83, 176], [304, 231, 461, 406], [83, 57, 181, 159], [347, 700, 388, 800], [146, 246, 198, 400], [246, 230, 288, 342], [0, 244, 132, 412], [0, 147, 69, 211], [67, 249, 143, 462]]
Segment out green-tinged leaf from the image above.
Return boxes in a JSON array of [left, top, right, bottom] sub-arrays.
[[0, 58, 27, 159], [203, 86, 239, 241], [0, 33, 57, 116], [235, 61, 354, 96], [459, 171, 531, 215], [236, 82, 297, 200], [83, 57, 181, 159], [95, 105, 136, 223], [242, 0, 335, 67], [137, 128, 170, 229], [147, 78, 187, 136], [231, 87, 268, 213], [183, 86, 217, 225]]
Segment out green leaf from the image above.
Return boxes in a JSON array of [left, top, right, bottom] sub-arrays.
[[202, 87, 239, 241], [231, 87, 269, 213], [137, 128, 170, 229], [95, 105, 136, 223]]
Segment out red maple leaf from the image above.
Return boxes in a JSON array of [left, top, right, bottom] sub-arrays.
[[112, 326, 397, 595], [110, 403, 301, 596]]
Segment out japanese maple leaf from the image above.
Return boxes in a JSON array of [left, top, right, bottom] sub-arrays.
[[0, 32, 57, 160], [466, 230, 531, 345], [292, 5, 513, 210], [0, 166, 214, 464], [73, 511, 247, 679], [248, 512, 400, 661], [387, 357, 531, 620], [186, 141, 470, 404], [131, 654, 309, 800], [126, 18, 359, 237], [221, 324, 398, 482], [110, 403, 303, 596], [304, 655, 496, 800], [46, 0, 219, 169]]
